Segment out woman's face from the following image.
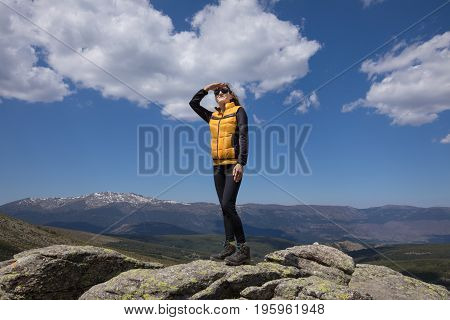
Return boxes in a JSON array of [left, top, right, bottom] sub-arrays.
[[215, 87, 233, 105]]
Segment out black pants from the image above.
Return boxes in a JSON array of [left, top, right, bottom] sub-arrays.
[[213, 164, 246, 243]]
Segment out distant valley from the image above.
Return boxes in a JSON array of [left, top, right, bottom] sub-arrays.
[[1, 191, 449, 244], [1, 206, 448, 290]]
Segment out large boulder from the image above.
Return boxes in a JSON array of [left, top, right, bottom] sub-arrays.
[[349, 264, 449, 300], [0, 245, 163, 299], [80, 260, 300, 300], [241, 276, 371, 300], [80, 260, 230, 299], [264, 244, 355, 285], [190, 262, 301, 299]]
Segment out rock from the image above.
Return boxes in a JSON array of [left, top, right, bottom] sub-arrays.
[[0, 259, 15, 269], [329, 240, 366, 252], [274, 276, 371, 300], [80, 260, 229, 299], [349, 264, 449, 300], [190, 262, 301, 299], [264, 244, 355, 285], [242, 276, 371, 300], [240, 278, 290, 299], [2, 244, 448, 300], [0, 245, 163, 299], [81, 260, 300, 300]]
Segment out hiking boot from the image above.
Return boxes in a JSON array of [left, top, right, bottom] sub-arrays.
[[224, 243, 251, 266], [210, 241, 236, 261]]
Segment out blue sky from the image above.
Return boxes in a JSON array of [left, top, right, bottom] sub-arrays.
[[1, 0, 449, 208]]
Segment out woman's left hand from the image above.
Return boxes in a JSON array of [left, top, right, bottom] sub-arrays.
[[233, 163, 244, 182]]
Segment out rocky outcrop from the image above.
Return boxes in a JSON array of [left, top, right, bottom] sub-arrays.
[[188, 262, 301, 300], [80, 260, 300, 300], [264, 244, 355, 285], [0, 245, 163, 299], [242, 276, 370, 300], [349, 264, 448, 300], [1, 243, 448, 300]]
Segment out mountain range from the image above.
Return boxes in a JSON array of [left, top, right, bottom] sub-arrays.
[[1, 191, 449, 244]]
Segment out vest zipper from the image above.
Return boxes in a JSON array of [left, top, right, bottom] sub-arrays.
[[216, 114, 222, 160]]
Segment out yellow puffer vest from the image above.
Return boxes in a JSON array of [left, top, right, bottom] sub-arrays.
[[209, 101, 241, 166]]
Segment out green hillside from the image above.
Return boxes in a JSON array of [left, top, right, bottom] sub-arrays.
[[0, 212, 77, 259], [0, 212, 184, 265], [0, 212, 298, 265], [349, 243, 450, 290], [2, 212, 448, 289]]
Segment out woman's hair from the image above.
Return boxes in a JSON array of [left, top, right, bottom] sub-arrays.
[[224, 82, 242, 107]]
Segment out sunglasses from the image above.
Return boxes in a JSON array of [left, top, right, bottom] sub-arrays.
[[214, 87, 231, 96]]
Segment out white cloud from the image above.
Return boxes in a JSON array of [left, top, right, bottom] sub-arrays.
[[0, 0, 320, 120], [361, 0, 385, 8], [0, 7, 70, 102], [283, 89, 319, 114], [441, 133, 450, 144], [342, 32, 450, 126]]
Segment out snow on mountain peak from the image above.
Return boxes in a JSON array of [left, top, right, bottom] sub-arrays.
[[82, 191, 158, 208], [14, 192, 190, 209]]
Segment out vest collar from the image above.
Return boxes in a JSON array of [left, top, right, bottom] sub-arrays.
[[225, 101, 236, 109], [215, 101, 236, 113]]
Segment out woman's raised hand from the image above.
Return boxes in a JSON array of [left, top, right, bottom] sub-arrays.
[[204, 82, 227, 92]]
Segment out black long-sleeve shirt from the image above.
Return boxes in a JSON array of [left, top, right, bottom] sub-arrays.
[[189, 89, 248, 166]]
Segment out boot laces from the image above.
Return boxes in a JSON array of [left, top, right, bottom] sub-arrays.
[[222, 240, 233, 247]]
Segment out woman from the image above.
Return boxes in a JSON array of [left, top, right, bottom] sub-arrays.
[[189, 82, 250, 266]]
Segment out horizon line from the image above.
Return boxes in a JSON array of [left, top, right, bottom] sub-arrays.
[[1, 191, 449, 210]]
